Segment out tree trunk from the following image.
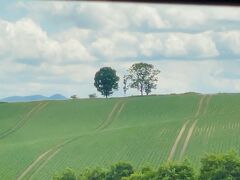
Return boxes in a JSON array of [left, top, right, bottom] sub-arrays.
[[140, 83, 143, 96]]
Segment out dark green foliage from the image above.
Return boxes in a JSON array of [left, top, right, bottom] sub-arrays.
[[70, 95, 78, 99], [94, 67, 119, 98], [155, 160, 195, 180], [105, 162, 134, 180], [53, 168, 77, 180], [199, 151, 240, 180], [53, 152, 240, 180], [141, 166, 156, 179]]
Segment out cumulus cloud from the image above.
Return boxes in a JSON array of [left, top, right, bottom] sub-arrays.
[[0, 18, 95, 64], [139, 32, 219, 58], [216, 31, 240, 55], [152, 60, 240, 94], [91, 32, 139, 59]]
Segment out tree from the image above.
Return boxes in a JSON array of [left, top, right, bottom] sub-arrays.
[[155, 160, 195, 180], [199, 151, 240, 180], [89, 93, 97, 99], [106, 162, 134, 180], [123, 75, 129, 96], [70, 95, 77, 100], [53, 168, 77, 180], [78, 168, 106, 180], [125, 63, 160, 96], [94, 67, 119, 98]]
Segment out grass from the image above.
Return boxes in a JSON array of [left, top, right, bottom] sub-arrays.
[[0, 93, 239, 179]]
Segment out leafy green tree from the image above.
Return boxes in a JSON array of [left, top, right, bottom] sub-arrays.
[[53, 168, 77, 180], [78, 168, 106, 180], [155, 160, 195, 180], [106, 162, 134, 180], [125, 63, 160, 96], [120, 166, 156, 180], [199, 151, 240, 180], [94, 67, 119, 98]]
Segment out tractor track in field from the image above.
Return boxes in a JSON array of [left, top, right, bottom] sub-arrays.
[[167, 120, 189, 161], [17, 100, 126, 180], [17, 135, 81, 180], [0, 102, 49, 140], [179, 95, 212, 160], [168, 95, 212, 161], [96, 100, 125, 130]]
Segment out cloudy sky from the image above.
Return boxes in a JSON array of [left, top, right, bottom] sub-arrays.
[[0, 0, 240, 98]]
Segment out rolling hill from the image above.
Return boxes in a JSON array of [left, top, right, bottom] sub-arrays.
[[0, 93, 240, 179]]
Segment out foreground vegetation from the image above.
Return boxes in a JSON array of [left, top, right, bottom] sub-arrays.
[[54, 151, 240, 180], [0, 93, 240, 179]]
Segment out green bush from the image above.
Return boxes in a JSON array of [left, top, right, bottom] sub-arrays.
[[199, 151, 240, 180], [155, 160, 195, 180], [122, 167, 156, 180], [78, 168, 106, 180], [53, 168, 77, 180], [52, 151, 240, 180], [105, 162, 134, 180]]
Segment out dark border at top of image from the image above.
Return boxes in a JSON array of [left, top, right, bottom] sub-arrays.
[[53, 0, 240, 6]]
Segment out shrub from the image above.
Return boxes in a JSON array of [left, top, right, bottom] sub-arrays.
[[199, 151, 240, 180], [89, 93, 97, 99], [53, 168, 77, 180], [155, 160, 195, 180], [122, 166, 156, 180], [105, 162, 134, 180], [78, 168, 106, 180]]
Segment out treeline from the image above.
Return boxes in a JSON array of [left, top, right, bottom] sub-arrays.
[[53, 151, 240, 180], [94, 62, 160, 98]]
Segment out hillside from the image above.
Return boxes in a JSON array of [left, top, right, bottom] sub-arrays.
[[0, 93, 240, 179]]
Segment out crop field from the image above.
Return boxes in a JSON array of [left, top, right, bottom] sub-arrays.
[[0, 93, 240, 179]]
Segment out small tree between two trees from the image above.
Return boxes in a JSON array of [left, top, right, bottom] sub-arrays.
[[94, 67, 120, 98], [124, 62, 160, 96]]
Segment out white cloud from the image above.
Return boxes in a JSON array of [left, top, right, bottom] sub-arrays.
[[163, 7, 208, 28], [140, 32, 219, 58], [216, 31, 240, 55], [0, 18, 95, 64], [131, 6, 169, 29], [154, 60, 240, 94], [91, 31, 139, 59]]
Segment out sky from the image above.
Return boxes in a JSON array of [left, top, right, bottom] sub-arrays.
[[0, 0, 240, 98]]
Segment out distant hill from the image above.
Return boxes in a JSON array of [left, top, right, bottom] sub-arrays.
[[0, 94, 67, 102]]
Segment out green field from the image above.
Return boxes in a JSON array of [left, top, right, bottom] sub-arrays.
[[0, 93, 240, 179]]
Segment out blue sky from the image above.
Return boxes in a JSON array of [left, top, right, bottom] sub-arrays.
[[0, 1, 240, 98]]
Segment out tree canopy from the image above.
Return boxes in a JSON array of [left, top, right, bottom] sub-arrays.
[[124, 63, 160, 96], [94, 67, 119, 98]]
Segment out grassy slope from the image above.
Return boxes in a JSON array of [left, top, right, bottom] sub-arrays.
[[0, 93, 239, 179]]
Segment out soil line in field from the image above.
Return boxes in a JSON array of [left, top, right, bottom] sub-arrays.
[[167, 95, 212, 161], [178, 95, 212, 160], [0, 102, 49, 140], [17, 100, 126, 179], [167, 120, 189, 161], [97, 100, 125, 130]]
